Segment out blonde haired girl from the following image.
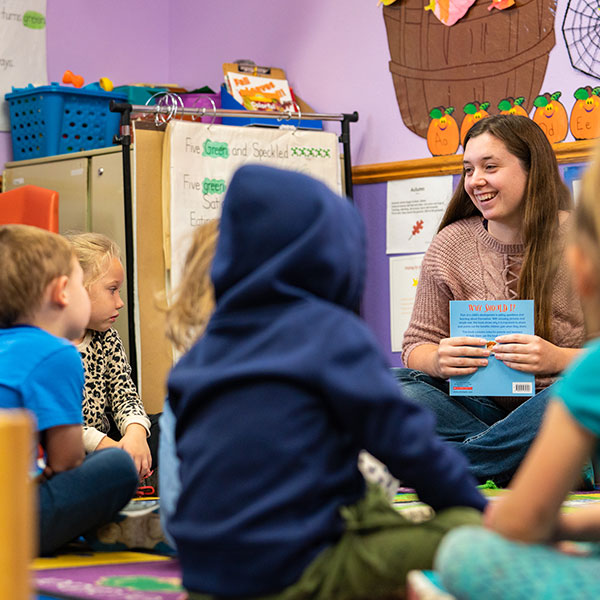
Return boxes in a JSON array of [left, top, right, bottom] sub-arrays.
[[66, 232, 152, 479], [165, 218, 219, 352]]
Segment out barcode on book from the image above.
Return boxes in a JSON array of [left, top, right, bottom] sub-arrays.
[[512, 382, 533, 394]]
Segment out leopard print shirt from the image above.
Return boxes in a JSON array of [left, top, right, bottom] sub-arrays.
[[77, 328, 150, 453]]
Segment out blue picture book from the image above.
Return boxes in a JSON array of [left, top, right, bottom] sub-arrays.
[[449, 300, 535, 396]]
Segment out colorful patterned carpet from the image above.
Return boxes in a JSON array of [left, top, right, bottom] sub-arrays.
[[32, 487, 600, 599], [393, 485, 600, 522], [34, 550, 182, 600]]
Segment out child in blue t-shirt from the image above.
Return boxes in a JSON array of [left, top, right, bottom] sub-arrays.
[[0, 225, 138, 555], [436, 145, 600, 598], [165, 165, 485, 599]]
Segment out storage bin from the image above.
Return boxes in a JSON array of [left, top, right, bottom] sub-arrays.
[[180, 92, 222, 124], [113, 85, 168, 106], [5, 83, 127, 160]]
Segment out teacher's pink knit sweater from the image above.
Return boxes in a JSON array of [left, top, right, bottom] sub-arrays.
[[402, 216, 584, 401]]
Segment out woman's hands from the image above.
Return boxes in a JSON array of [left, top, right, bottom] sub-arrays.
[[493, 334, 580, 375], [409, 335, 580, 380], [432, 336, 490, 379]]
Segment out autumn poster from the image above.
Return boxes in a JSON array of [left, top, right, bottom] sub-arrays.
[[386, 175, 453, 254]]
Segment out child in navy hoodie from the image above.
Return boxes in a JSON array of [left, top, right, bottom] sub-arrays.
[[167, 164, 486, 600]]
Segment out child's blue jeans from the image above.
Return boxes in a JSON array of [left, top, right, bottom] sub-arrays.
[[158, 400, 179, 550], [38, 447, 138, 555]]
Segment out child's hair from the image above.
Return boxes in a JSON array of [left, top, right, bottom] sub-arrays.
[[65, 232, 121, 288], [165, 219, 219, 352], [438, 114, 572, 342], [0, 224, 74, 327]]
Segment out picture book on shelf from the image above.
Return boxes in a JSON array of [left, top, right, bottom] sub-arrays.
[[449, 299, 535, 397], [224, 69, 295, 112]]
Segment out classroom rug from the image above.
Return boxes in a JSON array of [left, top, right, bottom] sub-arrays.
[[393, 486, 600, 521], [34, 551, 183, 600]]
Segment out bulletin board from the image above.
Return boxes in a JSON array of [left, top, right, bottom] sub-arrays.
[[351, 139, 595, 368]]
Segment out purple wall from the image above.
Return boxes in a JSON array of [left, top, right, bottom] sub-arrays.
[[0, 0, 596, 168], [166, 1, 397, 168], [354, 182, 401, 366], [0, 0, 170, 168], [165, 0, 596, 167]]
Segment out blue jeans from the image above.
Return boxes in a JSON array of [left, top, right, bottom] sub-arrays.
[[391, 368, 556, 486], [39, 447, 138, 555], [158, 400, 179, 550]]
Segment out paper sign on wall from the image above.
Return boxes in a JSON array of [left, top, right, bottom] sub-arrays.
[[0, 0, 47, 131], [389, 253, 424, 352], [386, 175, 453, 254], [563, 164, 585, 204], [163, 119, 342, 291]]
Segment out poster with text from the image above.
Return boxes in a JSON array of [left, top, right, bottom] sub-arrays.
[[389, 253, 424, 352], [0, 1, 47, 131], [563, 164, 585, 205], [386, 175, 453, 254], [164, 120, 342, 291]]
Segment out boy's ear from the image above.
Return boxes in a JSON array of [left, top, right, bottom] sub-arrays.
[[48, 275, 70, 308]]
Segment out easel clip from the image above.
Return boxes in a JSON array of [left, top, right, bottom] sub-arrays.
[[234, 59, 271, 76]]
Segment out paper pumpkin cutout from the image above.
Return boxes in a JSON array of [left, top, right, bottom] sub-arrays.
[[562, 0, 600, 78], [570, 86, 600, 140], [427, 106, 460, 155], [498, 97, 529, 116], [532, 91, 568, 143], [460, 102, 490, 146]]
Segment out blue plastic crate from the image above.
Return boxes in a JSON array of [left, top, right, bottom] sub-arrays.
[[5, 83, 127, 160]]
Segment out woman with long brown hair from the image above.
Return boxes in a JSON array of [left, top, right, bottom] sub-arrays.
[[395, 114, 585, 486]]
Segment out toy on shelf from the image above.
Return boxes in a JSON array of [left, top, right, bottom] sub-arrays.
[[62, 69, 84, 88], [62, 71, 114, 92], [99, 77, 114, 92]]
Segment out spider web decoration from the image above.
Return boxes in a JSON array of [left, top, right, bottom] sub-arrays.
[[562, 0, 600, 79]]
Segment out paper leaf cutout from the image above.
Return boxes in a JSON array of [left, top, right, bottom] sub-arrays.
[[424, 0, 478, 27], [488, 0, 515, 11]]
